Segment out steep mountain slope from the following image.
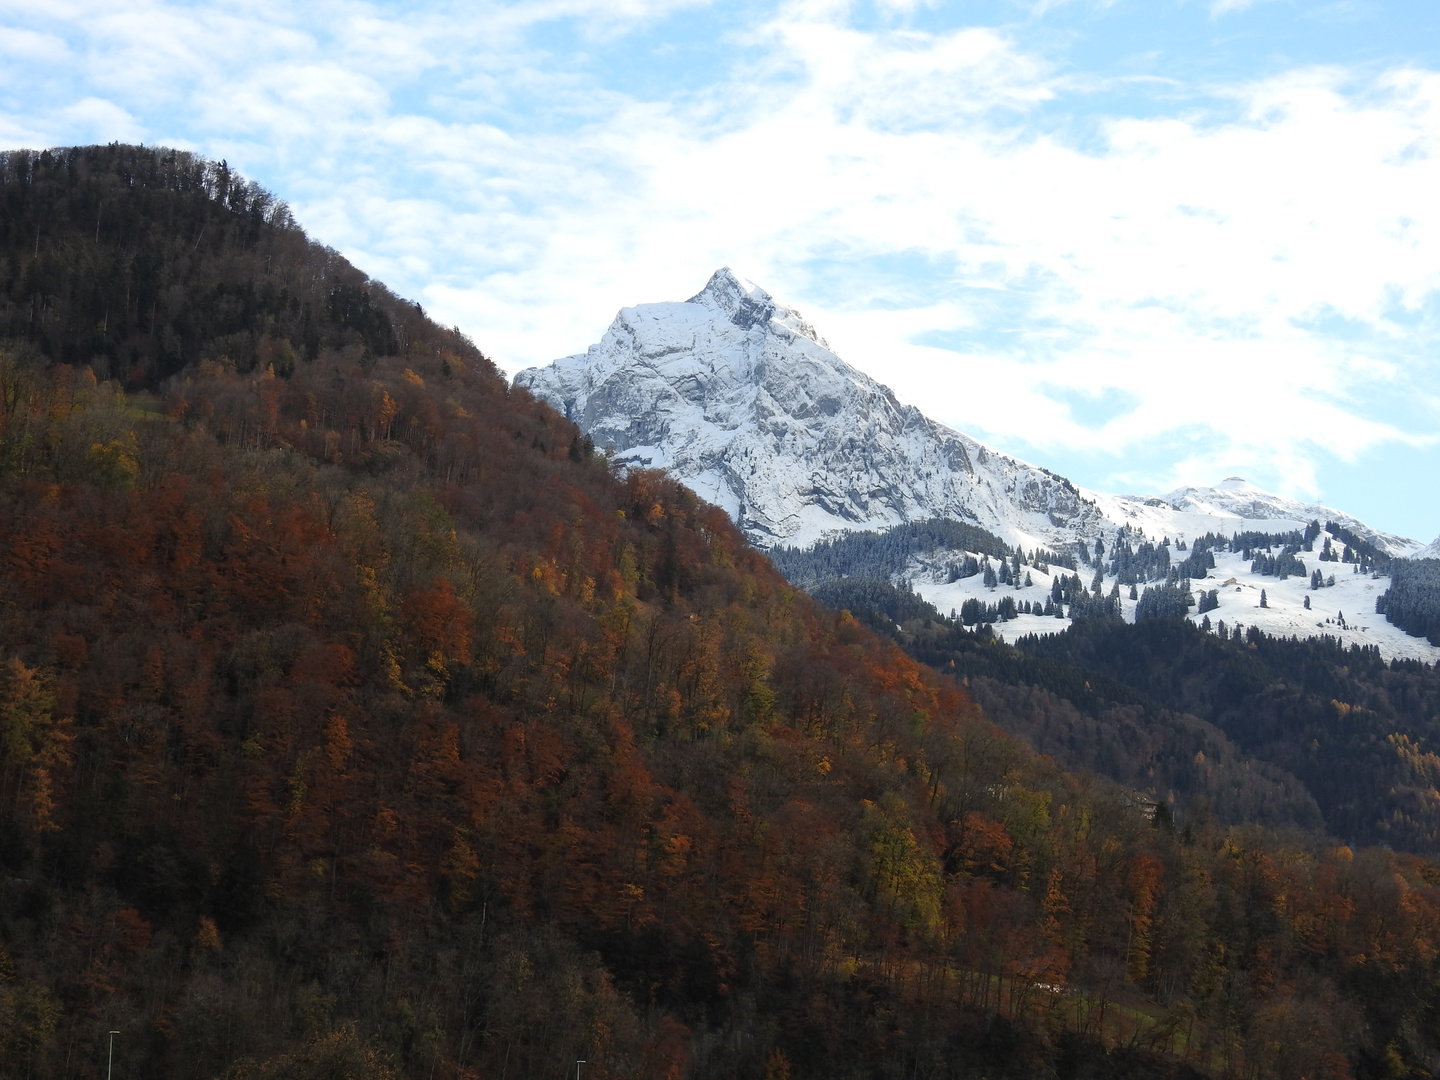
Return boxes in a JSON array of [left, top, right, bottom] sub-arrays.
[[516, 269, 1106, 550], [6, 146, 1440, 1080]]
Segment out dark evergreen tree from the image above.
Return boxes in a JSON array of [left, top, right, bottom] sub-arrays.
[[1251, 547, 1306, 580], [1106, 537, 1171, 584], [1135, 582, 1192, 621], [1376, 558, 1440, 645], [1325, 520, 1391, 573]]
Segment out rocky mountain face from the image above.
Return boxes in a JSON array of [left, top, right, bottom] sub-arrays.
[[517, 269, 1422, 558], [516, 269, 1106, 550]]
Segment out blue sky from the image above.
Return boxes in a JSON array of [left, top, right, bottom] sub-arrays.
[[3, 0, 1439, 542]]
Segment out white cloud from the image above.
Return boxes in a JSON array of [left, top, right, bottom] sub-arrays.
[[0, 26, 70, 64]]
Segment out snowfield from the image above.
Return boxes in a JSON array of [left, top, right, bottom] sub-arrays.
[[912, 547, 1440, 663]]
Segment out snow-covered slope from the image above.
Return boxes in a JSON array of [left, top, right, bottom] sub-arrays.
[[1162, 479, 1416, 555], [1089, 479, 1421, 559], [516, 269, 1106, 550], [913, 550, 1438, 663], [1413, 536, 1440, 561]]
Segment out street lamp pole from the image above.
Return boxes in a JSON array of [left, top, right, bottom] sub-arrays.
[[576, 1060, 586, 1080], [107, 1031, 120, 1080]]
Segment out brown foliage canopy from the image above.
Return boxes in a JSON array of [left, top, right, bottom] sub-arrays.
[[0, 146, 1438, 1080]]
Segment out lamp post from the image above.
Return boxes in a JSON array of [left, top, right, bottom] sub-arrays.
[[576, 1060, 586, 1080], [107, 1031, 120, 1080]]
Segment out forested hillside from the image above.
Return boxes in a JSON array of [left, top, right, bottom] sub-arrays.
[[812, 580, 1327, 833], [817, 575, 1440, 855], [2, 145, 1440, 1080]]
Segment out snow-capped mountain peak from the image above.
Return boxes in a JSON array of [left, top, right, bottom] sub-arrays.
[[688, 267, 829, 348], [515, 270, 1102, 550]]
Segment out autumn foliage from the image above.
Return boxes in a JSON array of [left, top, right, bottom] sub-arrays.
[[0, 146, 1439, 1080]]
